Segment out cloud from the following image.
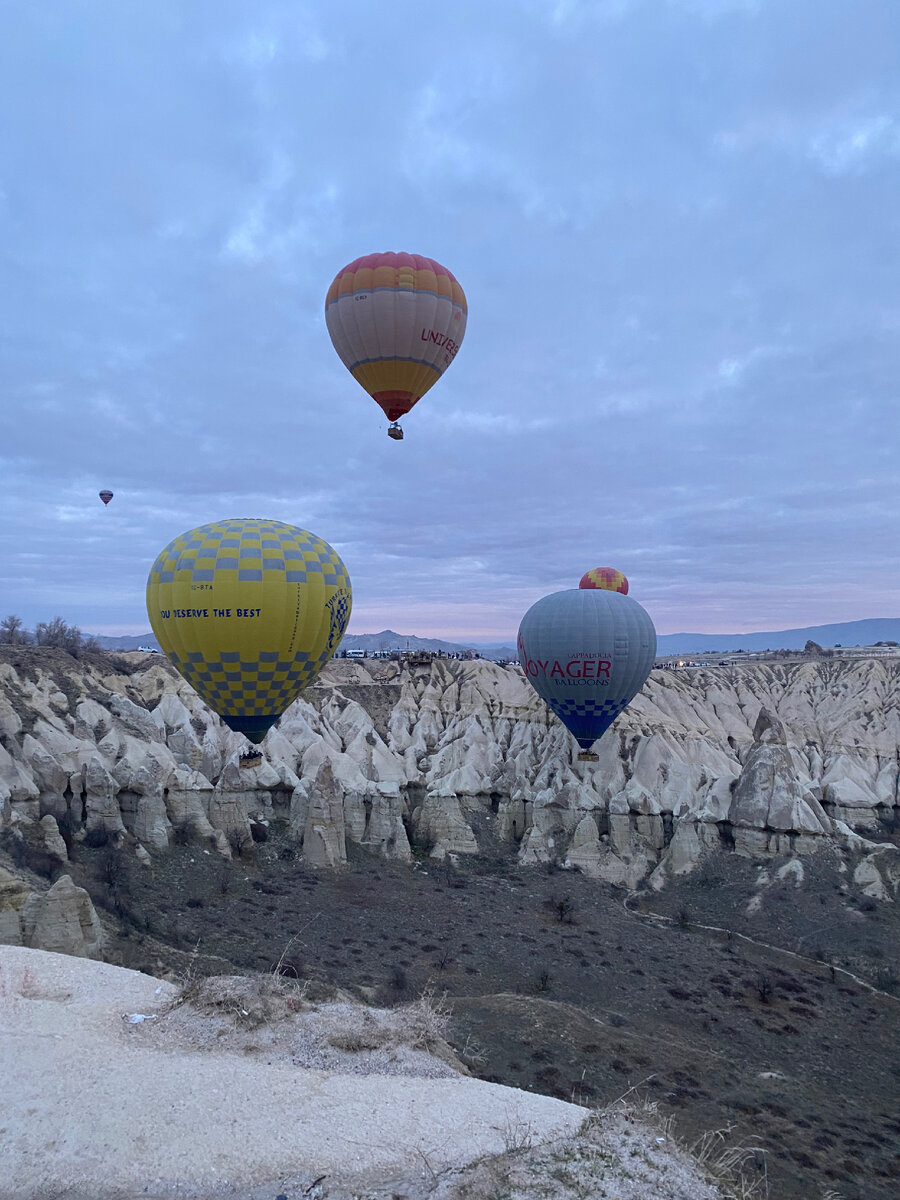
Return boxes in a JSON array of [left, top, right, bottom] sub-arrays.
[[217, 8, 330, 69], [222, 153, 340, 266], [669, 0, 760, 17], [545, 0, 636, 27], [716, 105, 900, 175], [714, 344, 790, 386], [402, 82, 572, 227], [2, 0, 898, 641], [88, 393, 142, 430], [425, 409, 556, 434], [809, 113, 900, 174], [542, 0, 759, 28]]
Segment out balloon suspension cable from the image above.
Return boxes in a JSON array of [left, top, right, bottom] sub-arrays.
[[387, 422, 404, 441]]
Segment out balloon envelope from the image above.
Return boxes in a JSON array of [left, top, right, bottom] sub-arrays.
[[579, 567, 627, 594], [517, 589, 656, 751], [146, 518, 352, 742], [325, 252, 467, 423], [99, 490, 113, 505]]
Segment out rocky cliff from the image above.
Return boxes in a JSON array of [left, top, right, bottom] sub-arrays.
[[1, 647, 898, 904]]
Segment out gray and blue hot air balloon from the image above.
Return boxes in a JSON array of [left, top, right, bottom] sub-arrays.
[[517, 568, 656, 761]]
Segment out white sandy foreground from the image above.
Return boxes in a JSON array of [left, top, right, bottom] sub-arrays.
[[1, 946, 729, 1200], [1, 945, 587, 1198]]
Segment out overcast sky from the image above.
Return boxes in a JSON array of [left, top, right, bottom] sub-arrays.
[[2, 0, 899, 640]]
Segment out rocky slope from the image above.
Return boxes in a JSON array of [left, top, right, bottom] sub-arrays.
[[3, 943, 728, 1200], [1, 647, 898, 921]]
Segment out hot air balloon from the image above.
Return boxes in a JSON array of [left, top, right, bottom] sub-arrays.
[[517, 572, 656, 761], [99, 490, 114, 506], [578, 567, 628, 594], [325, 252, 467, 440], [146, 518, 352, 743]]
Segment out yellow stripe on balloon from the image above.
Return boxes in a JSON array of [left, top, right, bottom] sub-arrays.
[[351, 359, 441, 398]]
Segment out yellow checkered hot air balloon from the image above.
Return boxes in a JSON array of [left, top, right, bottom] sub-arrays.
[[146, 519, 351, 743], [325, 252, 467, 440]]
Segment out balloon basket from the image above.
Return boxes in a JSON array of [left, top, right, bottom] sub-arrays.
[[577, 751, 599, 762], [239, 751, 263, 769], [387, 423, 404, 440]]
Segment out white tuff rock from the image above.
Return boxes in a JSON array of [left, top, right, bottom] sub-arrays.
[[0, 651, 897, 900]]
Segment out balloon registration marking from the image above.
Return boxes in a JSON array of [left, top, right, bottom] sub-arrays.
[[146, 519, 352, 742]]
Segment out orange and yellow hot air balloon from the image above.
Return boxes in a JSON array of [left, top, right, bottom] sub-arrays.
[[325, 252, 467, 440]]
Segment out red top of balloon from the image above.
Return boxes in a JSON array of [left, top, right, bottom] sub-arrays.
[[579, 567, 628, 594], [333, 251, 461, 284]]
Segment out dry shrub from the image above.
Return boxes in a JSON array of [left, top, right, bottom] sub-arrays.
[[599, 1085, 770, 1200], [172, 972, 310, 1028], [327, 986, 453, 1059], [399, 983, 452, 1052], [326, 1028, 386, 1053]]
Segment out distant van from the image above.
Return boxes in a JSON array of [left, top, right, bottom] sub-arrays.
[[345, 649, 366, 658]]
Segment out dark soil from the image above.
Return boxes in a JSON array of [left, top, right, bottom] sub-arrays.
[[57, 827, 900, 1200]]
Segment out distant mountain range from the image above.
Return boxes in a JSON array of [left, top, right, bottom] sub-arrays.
[[654, 618, 900, 655], [95, 618, 900, 659], [331, 629, 513, 656], [96, 634, 163, 652]]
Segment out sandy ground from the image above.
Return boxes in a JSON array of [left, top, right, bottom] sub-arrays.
[[0, 945, 725, 1200]]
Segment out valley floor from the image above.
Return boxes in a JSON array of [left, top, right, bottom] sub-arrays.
[[53, 831, 900, 1200]]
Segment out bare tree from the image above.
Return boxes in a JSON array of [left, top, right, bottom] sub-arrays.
[[35, 617, 77, 649], [34, 617, 98, 654], [0, 615, 32, 645]]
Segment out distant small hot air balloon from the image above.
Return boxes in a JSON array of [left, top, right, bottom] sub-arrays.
[[579, 567, 628, 594], [146, 518, 352, 743], [99, 490, 114, 506], [325, 252, 467, 440], [517, 571, 656, 761]]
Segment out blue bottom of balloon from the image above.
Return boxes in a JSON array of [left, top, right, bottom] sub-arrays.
[[221, 713, 279, 743], [547, 698, 629, 750]]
